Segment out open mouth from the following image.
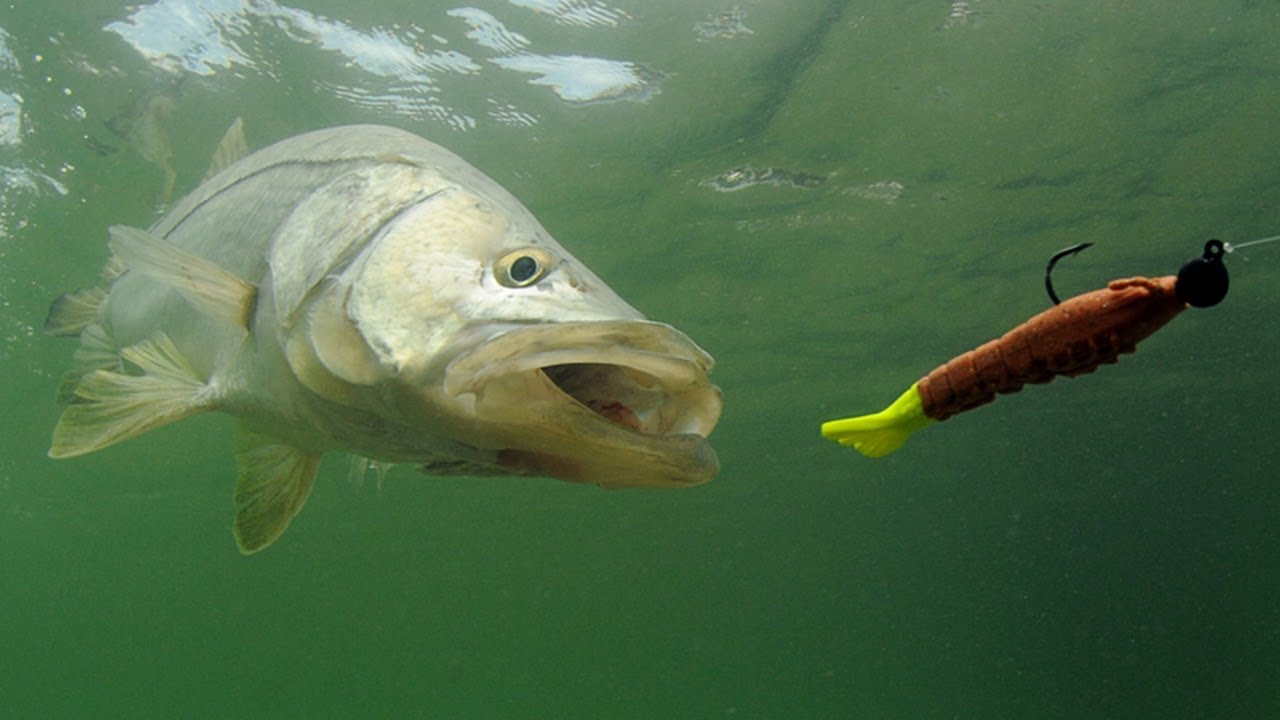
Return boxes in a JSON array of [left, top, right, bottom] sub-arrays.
[[542, 363, 681, 434], [440, 320, 721, 487], [444, 320, 721, 439]]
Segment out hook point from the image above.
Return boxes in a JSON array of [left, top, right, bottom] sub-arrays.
[[1044, 242, 1093, 305]]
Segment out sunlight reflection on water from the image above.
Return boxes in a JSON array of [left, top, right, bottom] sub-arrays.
[[104, 0, 660, 130]]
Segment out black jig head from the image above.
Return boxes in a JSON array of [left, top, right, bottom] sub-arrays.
[[1175, 239, 1229, 308]]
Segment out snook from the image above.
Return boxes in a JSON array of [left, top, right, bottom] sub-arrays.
[[45, 122, 722, 553]]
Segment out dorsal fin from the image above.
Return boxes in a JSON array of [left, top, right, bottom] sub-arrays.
[[109, 225, 257, 329], [44, 286, 109, 337], [45, 246, 131, 338], [204, 116, 248, 180]]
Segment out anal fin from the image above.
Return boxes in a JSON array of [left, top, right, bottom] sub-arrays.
[[233, 429, 322, 554], [109, 225, 257, 329], [49, 332, 212, 458]]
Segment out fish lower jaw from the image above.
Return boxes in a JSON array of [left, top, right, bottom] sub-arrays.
[[494, 431, 719, 489]]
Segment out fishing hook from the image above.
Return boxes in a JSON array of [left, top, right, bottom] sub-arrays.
[[1044, 242, 1093, 305]]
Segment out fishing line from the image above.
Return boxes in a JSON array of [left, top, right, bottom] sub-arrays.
[[1224, 234, 1280, 255]]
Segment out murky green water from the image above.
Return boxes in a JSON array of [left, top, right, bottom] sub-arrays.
[[3, 1, 1278, 717]]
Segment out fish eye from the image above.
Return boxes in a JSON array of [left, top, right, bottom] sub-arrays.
[[511, 255, 539, 282], [495, 248, 554, 288]]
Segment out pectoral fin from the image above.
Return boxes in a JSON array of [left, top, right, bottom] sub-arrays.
[[233, 430, 322, 554], [305, 281, 386, 385], [109, 225, 257, 329], [50, 332, 212, 458], [284, 279, 388, 403]]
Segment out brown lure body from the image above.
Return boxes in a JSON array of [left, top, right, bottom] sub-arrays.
[[916, 275, 1186, 421]]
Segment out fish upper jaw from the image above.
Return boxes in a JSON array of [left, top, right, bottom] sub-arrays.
[[437, 319, 723, 488]]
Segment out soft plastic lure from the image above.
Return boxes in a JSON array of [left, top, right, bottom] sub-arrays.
[[821, 237, 1271, 458]]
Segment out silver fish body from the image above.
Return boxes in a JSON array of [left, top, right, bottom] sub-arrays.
[[46, 123, 722, 552]]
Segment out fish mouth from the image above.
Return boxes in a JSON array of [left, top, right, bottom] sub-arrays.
[[442, 320, 722, 487]]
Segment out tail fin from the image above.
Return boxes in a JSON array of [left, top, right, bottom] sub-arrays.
[[49, 332, 212, 459], [821, 383, 934, 458]]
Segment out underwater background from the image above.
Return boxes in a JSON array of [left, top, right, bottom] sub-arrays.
[[2, 1, 1278, 717]]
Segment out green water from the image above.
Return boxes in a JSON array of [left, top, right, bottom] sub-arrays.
[[3, 1, 1278, 717]]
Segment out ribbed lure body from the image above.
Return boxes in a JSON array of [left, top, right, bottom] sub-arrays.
[[917, 275, 1185, 420]]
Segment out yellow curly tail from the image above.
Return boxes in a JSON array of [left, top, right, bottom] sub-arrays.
[[821, 383, 934, 458]]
